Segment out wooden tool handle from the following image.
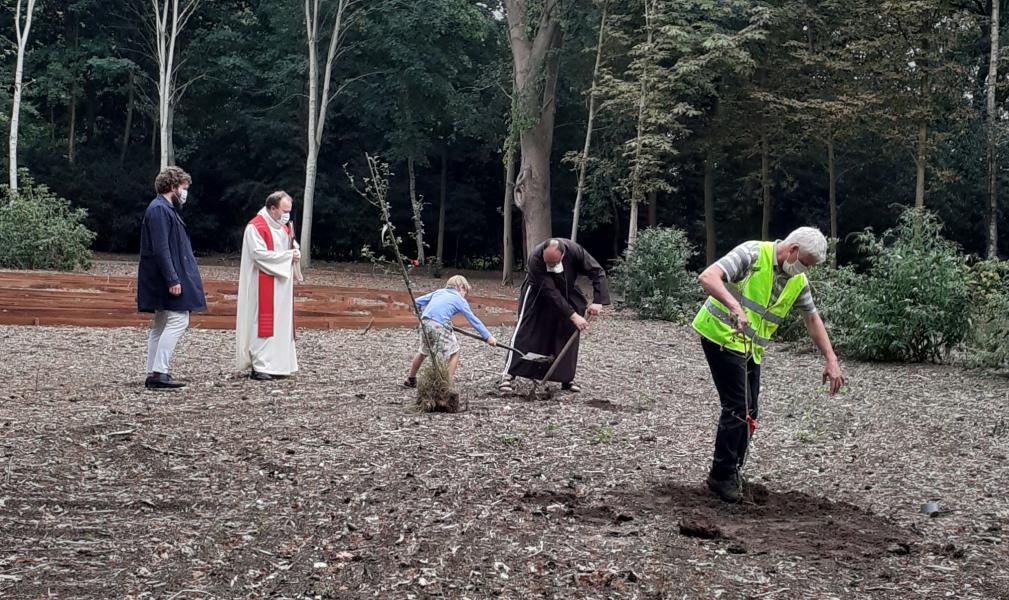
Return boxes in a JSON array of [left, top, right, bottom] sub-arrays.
[[455, 327, 518, 353]]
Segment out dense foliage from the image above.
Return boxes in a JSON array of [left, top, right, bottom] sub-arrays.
[[0, 171, 95, 270], [0, 0, 1006, 269], [612, 227, 698, 322]]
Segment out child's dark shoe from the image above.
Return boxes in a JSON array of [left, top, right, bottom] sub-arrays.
[[403, 376, 417, 388]]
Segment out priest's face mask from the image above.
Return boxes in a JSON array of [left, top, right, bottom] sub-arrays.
[[269, 197, 293, 226], [543, 246, 565, 274]]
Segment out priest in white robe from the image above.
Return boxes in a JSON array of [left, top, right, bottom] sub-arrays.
[[236, 191, 300, 380]]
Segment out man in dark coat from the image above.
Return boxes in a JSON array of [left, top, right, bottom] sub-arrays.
[[137, 166, 206, 389], [498, 238, 610, 393]]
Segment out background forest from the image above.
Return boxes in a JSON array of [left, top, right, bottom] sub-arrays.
[[1, 0, 1007, 273]]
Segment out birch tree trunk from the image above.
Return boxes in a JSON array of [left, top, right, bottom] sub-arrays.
[[8, 0, 38, 194], [571, 0, 608, 243], [150, 0, 201, 171], [504, 0, 563, 256], [300, 0, 352, 269], [408, 156, 425, 264], [986, 0, 1000, 258]]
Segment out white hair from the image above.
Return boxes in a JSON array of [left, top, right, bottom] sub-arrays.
[[783, 227, 828, 264]]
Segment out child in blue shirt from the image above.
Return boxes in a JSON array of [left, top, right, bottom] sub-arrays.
[[404, 275, 496, 387]]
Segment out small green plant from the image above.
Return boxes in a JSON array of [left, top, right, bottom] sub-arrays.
[[0, 170, 96, 271], [545, 422, 560, 435], [499, 433, 524, 447], [611, 227, 700, 322], [590, 425, 614, 445]]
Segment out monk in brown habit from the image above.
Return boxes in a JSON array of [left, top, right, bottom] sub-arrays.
[[498, 238, 610, 394]]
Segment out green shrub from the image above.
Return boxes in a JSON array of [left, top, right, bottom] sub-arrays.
[[612, 227, 699, 322], [833, 209, 971, 363], [775, 263, 863, 343], [966, 259, 1009, 369], [1, 171, 96, 271]]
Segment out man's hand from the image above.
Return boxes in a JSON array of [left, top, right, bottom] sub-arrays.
[[168, 284, 182, 296], [570, 313, 589, 331], [487, 336, 497, 347], [822, 358, 845, 396], [587, 303, 603, 317], [730, 304, 748, 334]]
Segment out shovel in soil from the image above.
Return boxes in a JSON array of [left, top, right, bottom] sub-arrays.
[[455, 328, 553, 363]]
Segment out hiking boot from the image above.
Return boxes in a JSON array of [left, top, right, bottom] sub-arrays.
[[706, 474, 741, 503], [403, 376, 417, 388]]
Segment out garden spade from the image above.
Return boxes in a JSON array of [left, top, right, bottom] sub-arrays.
[[455, 327, 552, 363]]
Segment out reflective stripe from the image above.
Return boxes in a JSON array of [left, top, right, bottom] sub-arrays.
[[727, 287, 784, 325], [703, 300, 771, 347]]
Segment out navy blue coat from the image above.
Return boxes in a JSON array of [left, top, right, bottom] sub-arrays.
[[136, 196, 207, 313]]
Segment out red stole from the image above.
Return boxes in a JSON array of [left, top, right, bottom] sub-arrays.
[[249, 214, 294, 338]]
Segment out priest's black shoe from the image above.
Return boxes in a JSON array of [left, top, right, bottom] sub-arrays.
[[145, 373, 185, 389], [251, 370, 274, 381]]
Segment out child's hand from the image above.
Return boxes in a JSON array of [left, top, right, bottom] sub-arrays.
[[487, 336, 497, 347]]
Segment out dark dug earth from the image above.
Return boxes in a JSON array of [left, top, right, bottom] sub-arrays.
[[2, 270, 1008, 598]]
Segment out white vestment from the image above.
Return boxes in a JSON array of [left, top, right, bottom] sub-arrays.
[[235, 208, 299, 375]]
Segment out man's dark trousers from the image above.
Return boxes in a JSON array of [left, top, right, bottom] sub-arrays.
[[701, 337, 760, 481]]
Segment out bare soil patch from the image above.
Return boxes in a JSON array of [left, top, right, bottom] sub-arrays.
[[1, 265, 1007, 599]]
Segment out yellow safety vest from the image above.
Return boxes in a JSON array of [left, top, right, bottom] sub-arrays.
[[692, 241, 807, 364]]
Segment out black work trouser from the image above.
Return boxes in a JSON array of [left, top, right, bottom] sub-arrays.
[[701, 337, 760, 481]]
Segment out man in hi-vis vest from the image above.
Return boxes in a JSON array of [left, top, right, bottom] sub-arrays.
[[694, 227, 845, 502]]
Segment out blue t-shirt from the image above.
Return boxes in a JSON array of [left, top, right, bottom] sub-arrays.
[[415, 288, 491, 340]]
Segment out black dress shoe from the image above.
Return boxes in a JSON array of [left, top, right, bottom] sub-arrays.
[[251, 370, 274, 381], [145, 373, 185, 389]]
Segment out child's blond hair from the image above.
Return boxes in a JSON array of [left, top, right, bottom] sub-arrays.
[[446, 275, 472, 294]]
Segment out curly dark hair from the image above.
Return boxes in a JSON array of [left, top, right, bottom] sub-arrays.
[[154, 166, 192, 194]]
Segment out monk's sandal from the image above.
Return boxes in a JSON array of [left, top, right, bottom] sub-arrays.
[[561, 382, 582, 393]]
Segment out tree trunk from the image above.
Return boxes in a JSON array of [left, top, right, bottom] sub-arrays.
[[300, 0, 351, 269], [502, 145, 516, 285], [166, 104, 176, 166], [827, 128, 838, 266], [987, 0, 1000, 258], [8, 0, 37, 194], [647, 190, 657, 228], [627, 0, 654, 249], [408, 156, 425, 264], [68, 82, 78, 165], [151, 113, 157, 161], [120, 70, 135, 167], [760, 131, 771, 240], [437, 147, 447, 263], [915, 121, 927, 209], [571, 0, 608, 243], [504, 0, 563, 256], [704, 149, 716, 265]]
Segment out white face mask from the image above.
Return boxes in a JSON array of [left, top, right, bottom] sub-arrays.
[[782, 258, 807, 276], [178, 189, 189, 205], [547, 262, 564, 274], [279, 212, 291, 226]]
